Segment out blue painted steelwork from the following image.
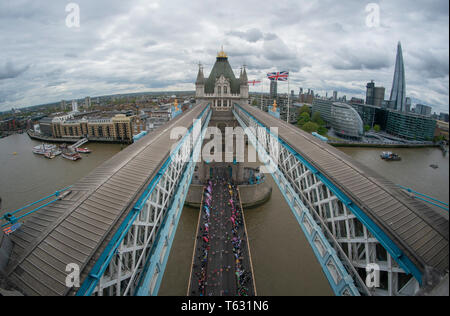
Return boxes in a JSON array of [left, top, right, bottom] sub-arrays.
[[312, 132, 328, 142], [171, 106, 183, 120], [398, 185, 449, 211], [233, 108, 360, 295], [1, 186, 72, 228], [76, 105, 211, 296], [234, 104, 424, 285], [133, 131, 148, 142], [268, 107, 280, 119], [135, 109, 211, 296]]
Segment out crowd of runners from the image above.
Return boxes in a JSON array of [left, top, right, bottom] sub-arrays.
[[190, 170, 254, 296]]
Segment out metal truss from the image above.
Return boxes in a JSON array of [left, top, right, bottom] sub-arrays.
[[77, 106, 211, 296], [233, 105, 419, 296]]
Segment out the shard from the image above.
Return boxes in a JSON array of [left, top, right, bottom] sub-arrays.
[[389, 42, 406, 112]]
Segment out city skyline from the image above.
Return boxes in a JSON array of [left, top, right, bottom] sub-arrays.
[[0, 0, 448, 113]]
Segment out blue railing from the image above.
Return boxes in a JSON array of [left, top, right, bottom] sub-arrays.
[[135, 109, 211, 296], [233, 106, 361, 296], [397, 185, 449, 211], [233, 103, 424, 285], [1, 186, 72, 228], [76, 105, 211, 296]]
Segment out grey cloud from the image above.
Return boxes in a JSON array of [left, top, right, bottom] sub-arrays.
[[0, 62, 30, 80], [64, 53, 78, 58], [228, 28, 264, 43], [144, 40, 158, 47], [332, 48, 391, 71], [409, 51, 449, 79], [0, 0, 448, 113]]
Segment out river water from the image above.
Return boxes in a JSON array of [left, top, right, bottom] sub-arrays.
[[0, 133, 448, 296], [159, 145, 449, 296], [339, 147, 449, 205], [0, 133, 123, 214]]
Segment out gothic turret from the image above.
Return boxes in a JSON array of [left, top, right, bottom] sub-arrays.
[[195, 65, 205, 98], [196, 65, 205, 85], [240, 66, 248, 85], [240, 66, 249, 99]]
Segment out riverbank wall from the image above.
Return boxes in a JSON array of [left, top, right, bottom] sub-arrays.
[[329, 142, 439, 149], [27, 130, 132, 144]]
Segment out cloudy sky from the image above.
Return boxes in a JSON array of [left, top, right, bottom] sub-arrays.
[[0, 0, 448, 113]]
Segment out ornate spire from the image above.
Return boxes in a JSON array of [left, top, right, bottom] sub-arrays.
[[217, 46, 228, 59], [241, 65, 248, 85], [196, 64, 205, 85]]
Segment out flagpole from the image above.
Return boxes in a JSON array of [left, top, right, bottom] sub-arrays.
[[260, 76, 264, 111], [287, 69, 290, 123]]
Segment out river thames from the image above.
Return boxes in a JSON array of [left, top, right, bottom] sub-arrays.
[[0, 133, 448, 295]]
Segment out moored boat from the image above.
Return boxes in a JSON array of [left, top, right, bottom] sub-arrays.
[[380, 152, 401, 161], [32, 144, 57, 155], [62, 152, 82, 161], [76, 147, 92, 154], [44, 152, 56, 159]]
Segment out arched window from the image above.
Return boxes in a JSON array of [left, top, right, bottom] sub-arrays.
[[218, 86, 221, 94], [224, 86, 227, 94]]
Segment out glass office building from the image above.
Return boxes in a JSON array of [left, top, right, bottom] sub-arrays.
[[349, 103, 389, 130], [386, 111, 436, 141], [312, 99, 334, 125], [331, 102, 364, 139]]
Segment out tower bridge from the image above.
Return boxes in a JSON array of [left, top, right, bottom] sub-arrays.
[[0, 51, 448, 296]]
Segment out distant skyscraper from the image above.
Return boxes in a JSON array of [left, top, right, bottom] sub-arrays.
[[270, 80, 278, 100], [405, 97, 412, 113], [333, 91, 338, 101], [390, 42, 407, 112], [366, 81, 375, 104], [415, 104, 432, 116], [366, 80, 385, 107], [439, 112, 449, 122], [72, 100, 78, 112], [84, 96, 91, 109]]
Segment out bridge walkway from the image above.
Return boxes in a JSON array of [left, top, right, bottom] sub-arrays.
[[188, 169, 256, 296], [239, 103, 448, 277], [5, 102, 208, 296]]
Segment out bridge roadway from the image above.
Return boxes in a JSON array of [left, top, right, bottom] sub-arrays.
[[5, 102, 209, 296], [188, 170, 256, 296], [239, 103, 449, 279]]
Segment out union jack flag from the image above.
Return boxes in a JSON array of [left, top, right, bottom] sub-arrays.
[[267, 71, 289, 81]]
